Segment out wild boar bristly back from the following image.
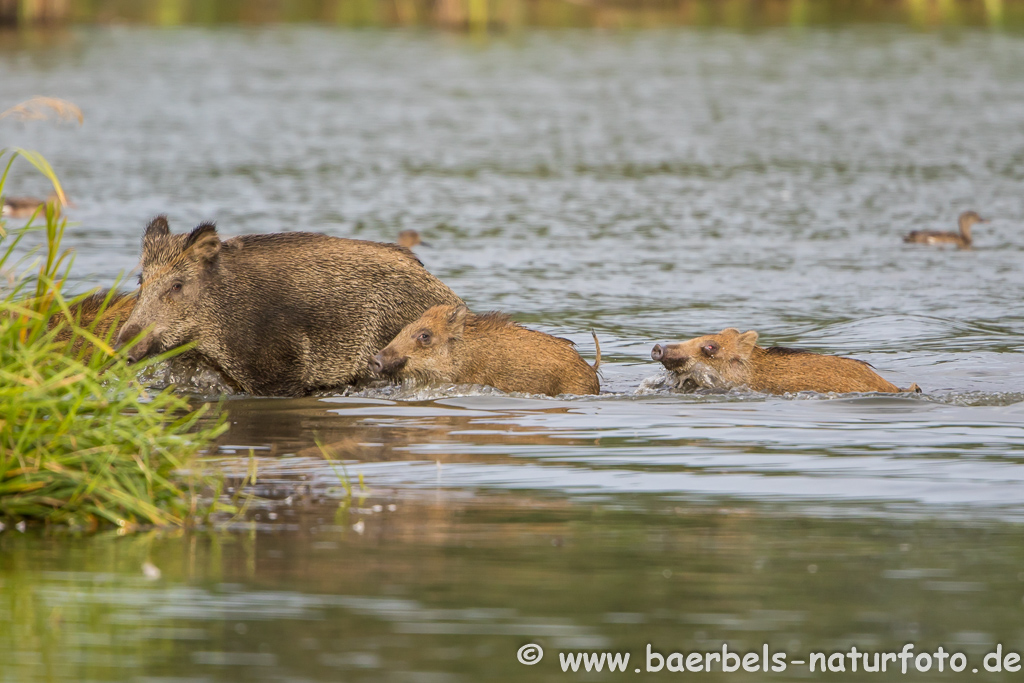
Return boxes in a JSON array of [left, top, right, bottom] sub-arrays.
[[117, 217, 463, 396]]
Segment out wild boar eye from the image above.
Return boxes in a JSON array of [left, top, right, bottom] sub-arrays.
[[169, 282, 183, 294], [417, 331, 432, 345], [702, 342, 719, 356]]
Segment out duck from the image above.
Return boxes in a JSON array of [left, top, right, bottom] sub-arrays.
[[1, 193, 62, 219], [903, 211, 988, 249], [397, 229, 430, 249]]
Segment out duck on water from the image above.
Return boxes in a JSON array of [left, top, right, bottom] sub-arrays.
[[397, 229, 429, 249], [1, 194, 64, 219], [903, 211, 988, 249]]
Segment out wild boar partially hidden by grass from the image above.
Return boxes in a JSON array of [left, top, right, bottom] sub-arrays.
[[117, 217, 464, 396], [49, 289, 236, 392], [369, 304, 601, 396], [651, 328, 920, 395], [50, 290, 135, 355]]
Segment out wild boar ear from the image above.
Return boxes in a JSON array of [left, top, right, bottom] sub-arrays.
[[145, 215, 171, 238], [719, 328, 741, 337], [142, 215, 171, 252], [446, 305, 470, 335], [736, 330, 759, 358], [184, 223, 221, 265]]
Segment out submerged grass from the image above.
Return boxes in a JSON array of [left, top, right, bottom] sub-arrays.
[[0, 147, 231, 531]]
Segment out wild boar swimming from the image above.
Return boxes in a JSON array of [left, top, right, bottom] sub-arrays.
[[651, 328, 920, 395], [369, 304, 601, 396], [116, 216, 464, 396]]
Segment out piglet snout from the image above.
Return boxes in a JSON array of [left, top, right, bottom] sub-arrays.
[[368, 353, 385, 374], [369, 351, 407, 376], [652, 343, 688, 371]]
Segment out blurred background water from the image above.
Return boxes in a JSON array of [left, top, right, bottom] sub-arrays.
[[3, 0, 1024, 30], [2, 12, 1024, 683]]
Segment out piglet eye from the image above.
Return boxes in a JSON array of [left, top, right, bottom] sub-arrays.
[[702, 343, 718, 356]]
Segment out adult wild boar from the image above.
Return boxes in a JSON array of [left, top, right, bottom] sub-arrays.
[[117, 216, 464, 396]]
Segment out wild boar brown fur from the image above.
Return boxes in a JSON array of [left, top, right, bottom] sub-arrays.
[[651, 328, 920, 395], [369, 304, 601, 396], [50, 290, 136, 357], [116, 216, 464, 396]]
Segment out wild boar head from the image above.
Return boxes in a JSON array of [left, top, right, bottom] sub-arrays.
[[116, 216, 222, 363], [651, 328, 758, 390], [369, 304, 469, 384]]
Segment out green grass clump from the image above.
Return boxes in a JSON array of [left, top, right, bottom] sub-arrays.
[[0, 147, 230, 531]]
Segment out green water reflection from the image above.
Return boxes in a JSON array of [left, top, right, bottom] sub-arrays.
[[3, 495, 1023, 681]]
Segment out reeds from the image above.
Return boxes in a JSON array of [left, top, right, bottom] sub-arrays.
[[0, 147, 230, 531], [0, 97, 83, 128]]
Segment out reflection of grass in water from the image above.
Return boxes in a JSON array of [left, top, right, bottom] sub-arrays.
[[315, 437, 369, 526], [4, 498, 1024, 681], [0, 145, 229, 531]]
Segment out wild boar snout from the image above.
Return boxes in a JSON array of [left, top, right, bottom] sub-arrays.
[[115, 322, 140, 349], [370, 350, 407, 376], [116, 323, 155, 364], [368, 353, 384, 374], [126, 335, 156, 364], [654, 344, 689, 371]]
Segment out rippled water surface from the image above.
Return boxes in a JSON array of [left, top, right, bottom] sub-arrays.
[[3, 26, 1024, 682]]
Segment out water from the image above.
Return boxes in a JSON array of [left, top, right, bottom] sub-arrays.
[[3, 26, 1024, 682]]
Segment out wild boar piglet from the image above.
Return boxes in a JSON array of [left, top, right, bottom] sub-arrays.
[[370, 304, 601, 397], [651, 328, 920, 395]]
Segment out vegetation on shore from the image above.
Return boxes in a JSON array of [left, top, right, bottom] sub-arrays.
[[2, 0, 1022, 31], [0, 145, 230, 531]]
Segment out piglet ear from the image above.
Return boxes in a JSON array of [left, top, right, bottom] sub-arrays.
[[446, 305, 470, 334], [736, 330, 759, 358], [184, 222, 221, 264]]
